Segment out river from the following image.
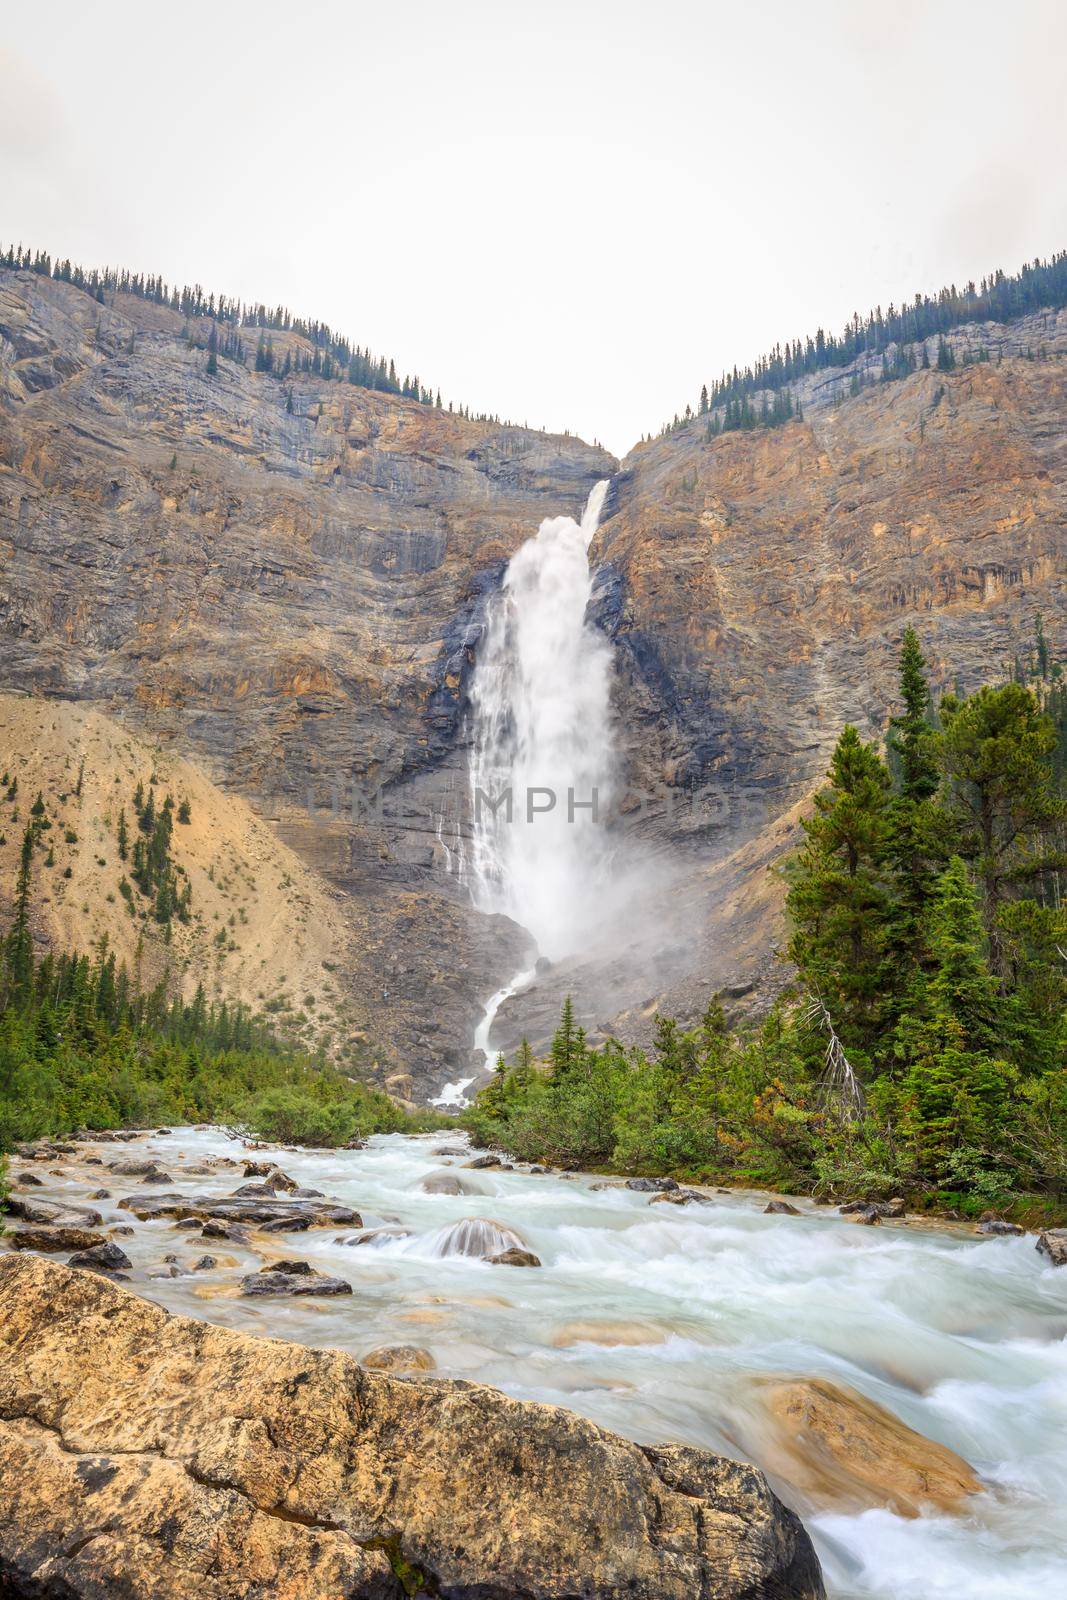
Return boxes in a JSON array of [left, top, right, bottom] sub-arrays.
[[16, 1125, 1067, 1600]]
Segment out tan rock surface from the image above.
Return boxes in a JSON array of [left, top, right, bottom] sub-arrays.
[[0, 1253, 824, 1599], [757, 1376, 982, 1518]]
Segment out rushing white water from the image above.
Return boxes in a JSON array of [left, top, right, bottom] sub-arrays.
[[431, 965, 537, 1107], [467, 479, 615, 961], [35, 1128, 1067, 1600]]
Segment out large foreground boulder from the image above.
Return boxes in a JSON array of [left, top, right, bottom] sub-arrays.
[[0, 1254, 823, 1600]]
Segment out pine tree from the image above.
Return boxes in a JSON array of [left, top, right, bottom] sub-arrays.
[[786, 726, 893, 1047], [937, 684, 1065, 976], [925, 858, 1003, 1052], [4, 824, 36, 1005], [886, 628, 943, 976], [550, 996, 581, 1079], [117, 808, 129, 860]]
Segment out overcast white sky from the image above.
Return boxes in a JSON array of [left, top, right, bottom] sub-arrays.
[[2, 0, 1065, 457]]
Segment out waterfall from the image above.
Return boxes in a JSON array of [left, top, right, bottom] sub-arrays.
[[431, 479, 617, 1107], [468, 478, 615, 959]]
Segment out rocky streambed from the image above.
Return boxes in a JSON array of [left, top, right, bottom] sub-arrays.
[[3, 1128, 1067, 1599]]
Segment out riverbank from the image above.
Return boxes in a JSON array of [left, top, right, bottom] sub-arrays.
[[3, 1125, 1067, 1598]]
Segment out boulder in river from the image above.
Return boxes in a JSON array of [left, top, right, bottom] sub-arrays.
[[240, 1260, 353, 1297], [432, 1218, 527, 1259], [1036, 1229, 1067, 1266], [108, 1156, 172, 1178], [200, 1220, 248, 1242], [976, 1219, 1024, 1236], [489, 1247, 542, 1267], [67, 1241, 133, 1274], [764, 1200, 802, 1216], [5, 1196, 103, 1230], [0, 1255, 825, 1600], [116, 1191, 360, 1229], [626, 1176, 679, 1193], [464, 1154, 504, 1169], [361, 1344, 437, 1372], [9, 1226, 107, 1253], [757, 1377, 982, 1517], [419, 1169, 486, 1196]]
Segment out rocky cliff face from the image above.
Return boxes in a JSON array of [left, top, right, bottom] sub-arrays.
[[0, 1253, 825, 1600], [494, 318, 1067, 1051], [1, 264, 1064, 1089], [0, 267, 611, 1089]]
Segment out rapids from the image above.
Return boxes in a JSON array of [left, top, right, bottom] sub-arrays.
[[28, 1125, 1067, 1600]]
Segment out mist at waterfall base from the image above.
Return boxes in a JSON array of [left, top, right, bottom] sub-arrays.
[[85, 1127, 1067, 1600]]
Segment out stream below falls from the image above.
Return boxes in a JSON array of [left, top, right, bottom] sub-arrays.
[[11, 1125, 1067, 1600]]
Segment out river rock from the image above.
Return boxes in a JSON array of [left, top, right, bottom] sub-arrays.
[[88, 1188, 112, 1200], [240, 1260, 353, 1298], [12, 1172, 43, 1187], [5, 1197, 103, 1230], [464, 1154, 503, 1168], [765, 1200, 802, 1215], [200, 1220, 249, 1242], [67, 1241, 133, 1274], [489, 1247, 542, 1268], [336, 1226, 413, 1247], [434, 1218, 527, 1259], [108, 1156, 173, 1178], [976, 1219, 1024, 1236], [240, 1164, 300, 1192], [432, 1145, 468, 1157], [552, 1320, 667, 1348], [116, 1192, 360, 1228], [8, 1227, 107, 1253], [0, 1255, 824, 1599], [193, 1256, 217, 1271], [1036, 1229, 1067, 1266], [361, 1344, 437, 1372], [758, 1377, 982, 1517], [420, 1169, 485, 1196], [626, 1176, 679, 1193]]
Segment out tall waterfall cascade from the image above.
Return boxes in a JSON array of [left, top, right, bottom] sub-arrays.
[[431, 480, 617, 1107], [467, 478, 615, 959]]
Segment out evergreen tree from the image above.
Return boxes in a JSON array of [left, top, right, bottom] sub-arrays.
[[786, 726, 893, 1046], [886, 628, 943, 975], [937, 684, 1065, 975], [550, 996, 581, 1079], [3, 825, 36, 1006]]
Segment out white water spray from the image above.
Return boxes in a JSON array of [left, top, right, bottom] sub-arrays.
[[468, 479, 616, 958]]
